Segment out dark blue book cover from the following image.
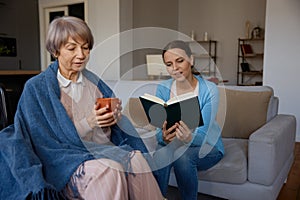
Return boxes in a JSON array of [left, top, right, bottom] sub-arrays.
[[139, 93, 203, 130]]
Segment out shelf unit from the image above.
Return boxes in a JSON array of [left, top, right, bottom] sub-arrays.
[[188, 40, 217, 77], [237, 38, 264, 85]]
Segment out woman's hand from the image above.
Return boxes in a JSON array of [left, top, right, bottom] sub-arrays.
[[175, 121, 192, 144], [87, 99, 122, 128], [162, 121, 177, 143]]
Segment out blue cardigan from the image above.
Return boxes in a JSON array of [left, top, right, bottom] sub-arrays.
[[0, 61, 148, 199], [155, 76, 224, 155]]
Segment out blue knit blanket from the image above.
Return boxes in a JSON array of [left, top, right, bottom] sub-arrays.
[[0, 61, 148, 199]]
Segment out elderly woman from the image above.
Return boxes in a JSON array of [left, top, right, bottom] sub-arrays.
[[0, 16, 163, 200]]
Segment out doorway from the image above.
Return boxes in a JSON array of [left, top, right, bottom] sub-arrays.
[[42, 3, 85, 68]]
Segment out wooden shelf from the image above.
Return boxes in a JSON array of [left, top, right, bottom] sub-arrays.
[[239, 38, 264, 41], [0, 70, 41, 75], [239, 53, 264, 58], [238, 71, 263, 75], [187, 40, 217, 43], [238, 82, 262, 86], [195, 40, 217, 43], [237, 38, 264, 85], [189, 40, 217, 77]]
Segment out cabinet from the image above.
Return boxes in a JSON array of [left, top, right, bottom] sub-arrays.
[[237, 38, 264, 85], [0, 70, 40, 125], [188, 40, 217, 77]]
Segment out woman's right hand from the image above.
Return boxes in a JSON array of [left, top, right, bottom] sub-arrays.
[[87, 101, 122, 128], [162, 121, 177, 143]]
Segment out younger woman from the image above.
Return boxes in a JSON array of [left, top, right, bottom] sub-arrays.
[[153, 40, 225, 200]]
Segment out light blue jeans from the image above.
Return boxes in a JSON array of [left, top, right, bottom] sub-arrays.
[[153, 140, 223, 200]]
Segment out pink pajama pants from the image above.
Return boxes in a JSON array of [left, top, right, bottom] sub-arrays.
[[64, 151, 163, 200]]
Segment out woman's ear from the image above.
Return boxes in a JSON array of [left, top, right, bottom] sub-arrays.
[[190, 55, 194, 66], [53, 52, 59, 59]]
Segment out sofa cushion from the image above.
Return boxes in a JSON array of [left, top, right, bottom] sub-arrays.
[[198, 138, 248, 184], [217, 88, 272, 139], [123, 98, 157, 153]]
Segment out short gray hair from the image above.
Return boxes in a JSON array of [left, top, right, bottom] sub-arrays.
[[45, 16, 94, 57]]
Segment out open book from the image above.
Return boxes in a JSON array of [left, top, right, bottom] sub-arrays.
[[139, 92, 203, 129]]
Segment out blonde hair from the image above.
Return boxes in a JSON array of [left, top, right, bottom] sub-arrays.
[[45, 16, 94, 57]]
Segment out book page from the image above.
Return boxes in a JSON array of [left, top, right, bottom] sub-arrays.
[[140, 93, 165, 105], [167, 92, 197, 105]]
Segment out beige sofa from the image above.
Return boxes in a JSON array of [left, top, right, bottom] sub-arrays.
[[106, 80, 296, 200]]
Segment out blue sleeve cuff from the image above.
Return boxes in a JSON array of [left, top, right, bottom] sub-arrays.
[[189, 131, 206, 147], [156, 128, 167, 146]]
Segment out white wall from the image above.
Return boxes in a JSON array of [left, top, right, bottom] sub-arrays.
[[264, 0, 300, 141], [178, 0, 266, 85], [86, 0, 120, 80], [130, 0, 179, 80]]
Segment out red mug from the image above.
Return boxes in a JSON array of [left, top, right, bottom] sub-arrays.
[[96, 98, 119, 112]]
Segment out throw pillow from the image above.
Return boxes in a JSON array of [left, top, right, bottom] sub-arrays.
[[216, 88, 272, 139], [122, 98, 156, 131]]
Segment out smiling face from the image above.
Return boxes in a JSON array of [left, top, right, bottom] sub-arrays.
[[57, 37, 90, 81], [163, 48, 194, 82]]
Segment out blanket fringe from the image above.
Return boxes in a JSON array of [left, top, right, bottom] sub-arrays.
[[26, 187, 67, 200]]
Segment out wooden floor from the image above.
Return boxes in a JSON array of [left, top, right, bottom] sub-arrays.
[[277, 142, 300, 200]]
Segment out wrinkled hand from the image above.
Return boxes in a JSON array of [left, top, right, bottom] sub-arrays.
[[162, 121, 177, 143], [175, 121, 192, 144], [87, 99, 122, 128]]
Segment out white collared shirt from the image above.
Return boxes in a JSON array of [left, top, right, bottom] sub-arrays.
[[170, 80, 199, 98], [57, 70, 84, 103]]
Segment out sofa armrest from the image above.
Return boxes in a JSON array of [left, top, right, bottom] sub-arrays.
[[248, 114, 296, 185]]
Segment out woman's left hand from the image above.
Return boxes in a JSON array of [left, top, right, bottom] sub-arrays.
[[109, 99, 122, 124], [175, 121, 192, 144]]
